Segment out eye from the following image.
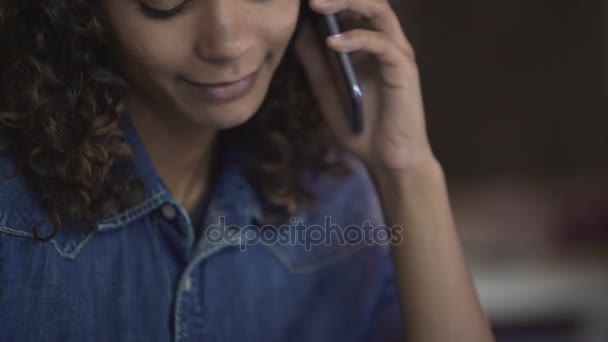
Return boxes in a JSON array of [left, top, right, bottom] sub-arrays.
[[137, 0, 192, 20]]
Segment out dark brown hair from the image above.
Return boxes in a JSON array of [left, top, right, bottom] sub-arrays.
[[0, 0, 351, 241]]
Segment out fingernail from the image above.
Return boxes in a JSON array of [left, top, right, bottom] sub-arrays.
[[328, 33, 345, 41]]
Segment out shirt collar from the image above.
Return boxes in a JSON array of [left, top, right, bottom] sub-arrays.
[[95, 112, 262, 231]]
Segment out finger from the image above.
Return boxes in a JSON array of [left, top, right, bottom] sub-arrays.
[[326, 29, 409, 88], [309, 0, 412, 55]]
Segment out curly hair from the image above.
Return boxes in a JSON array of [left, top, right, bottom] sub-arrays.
[[0, 0, 352, 241]]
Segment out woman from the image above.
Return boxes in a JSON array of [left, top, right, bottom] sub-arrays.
[[0, 0, 494, 341]]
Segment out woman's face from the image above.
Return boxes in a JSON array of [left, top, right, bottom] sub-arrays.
[[100, 0, 301, 128]]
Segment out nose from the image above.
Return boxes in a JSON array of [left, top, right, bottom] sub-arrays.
[[194, 0, 250, 64]]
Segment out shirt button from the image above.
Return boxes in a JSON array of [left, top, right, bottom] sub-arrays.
[[183, 277, 192, 292], [161, 204, 177, 220]]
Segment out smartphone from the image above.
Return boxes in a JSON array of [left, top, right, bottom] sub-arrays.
[[310, 12, 364, 135]]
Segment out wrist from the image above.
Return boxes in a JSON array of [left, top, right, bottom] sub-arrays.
[[366, 153, 447, 208], [367, 152, 444, 185]]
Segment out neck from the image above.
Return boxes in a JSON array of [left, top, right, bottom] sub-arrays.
[[126, 96, 219, 213]]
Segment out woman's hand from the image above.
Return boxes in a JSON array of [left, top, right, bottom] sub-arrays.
[[295, 0, 435, 174], [296, 4, 497, 340]]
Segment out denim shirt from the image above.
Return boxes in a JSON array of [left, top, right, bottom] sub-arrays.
[[0, 114, 404, 342]]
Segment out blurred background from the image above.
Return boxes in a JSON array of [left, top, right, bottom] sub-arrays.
[[394, 0, 607, 341]]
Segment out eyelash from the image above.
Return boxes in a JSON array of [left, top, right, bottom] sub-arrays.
[[138, 1, 192, 20]]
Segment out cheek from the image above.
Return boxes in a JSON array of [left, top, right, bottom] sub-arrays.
[[113, 23, 193, 79], [258, 1, 301, 49]]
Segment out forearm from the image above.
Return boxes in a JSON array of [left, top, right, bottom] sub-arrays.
[[368, 156, 495, 342]]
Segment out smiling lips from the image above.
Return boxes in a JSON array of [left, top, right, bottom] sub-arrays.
[[182, 69, 259, 104]]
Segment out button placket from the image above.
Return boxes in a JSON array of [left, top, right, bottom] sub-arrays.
[[175, 268, 206, 342]]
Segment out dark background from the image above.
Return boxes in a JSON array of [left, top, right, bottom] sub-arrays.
[[392, 1, 607, 341], [396, 0, 606, 180]]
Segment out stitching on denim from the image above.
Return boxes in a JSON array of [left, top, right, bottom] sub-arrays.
[[0, 226, 97, 260], [97, 190, 167, 230], [191, 278, 204, 337], [50, 230, 98, 260], [174, 300, 183, 342], [172, 220, 242, 342], [173, 240, 231, 342], [265, 243, 370, 274], [0, 227, 100, 260], [0, 226, 35, 239], [194, 241, 227, 262], [174, 275, 188, 342], [183, 321, 189, 340]]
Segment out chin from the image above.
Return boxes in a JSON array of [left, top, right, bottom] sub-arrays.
[[175, 65, 273, 129], [184, 95, 265, 130], [208, 107, 257, 129]]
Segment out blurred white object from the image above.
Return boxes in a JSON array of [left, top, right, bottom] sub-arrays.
[[472, 260, 608, 342]]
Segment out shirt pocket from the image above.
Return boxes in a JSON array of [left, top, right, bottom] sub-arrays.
[[261, 204, 386, 274], [264, 236, 371, 274], [262, 156, 388, 274]]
